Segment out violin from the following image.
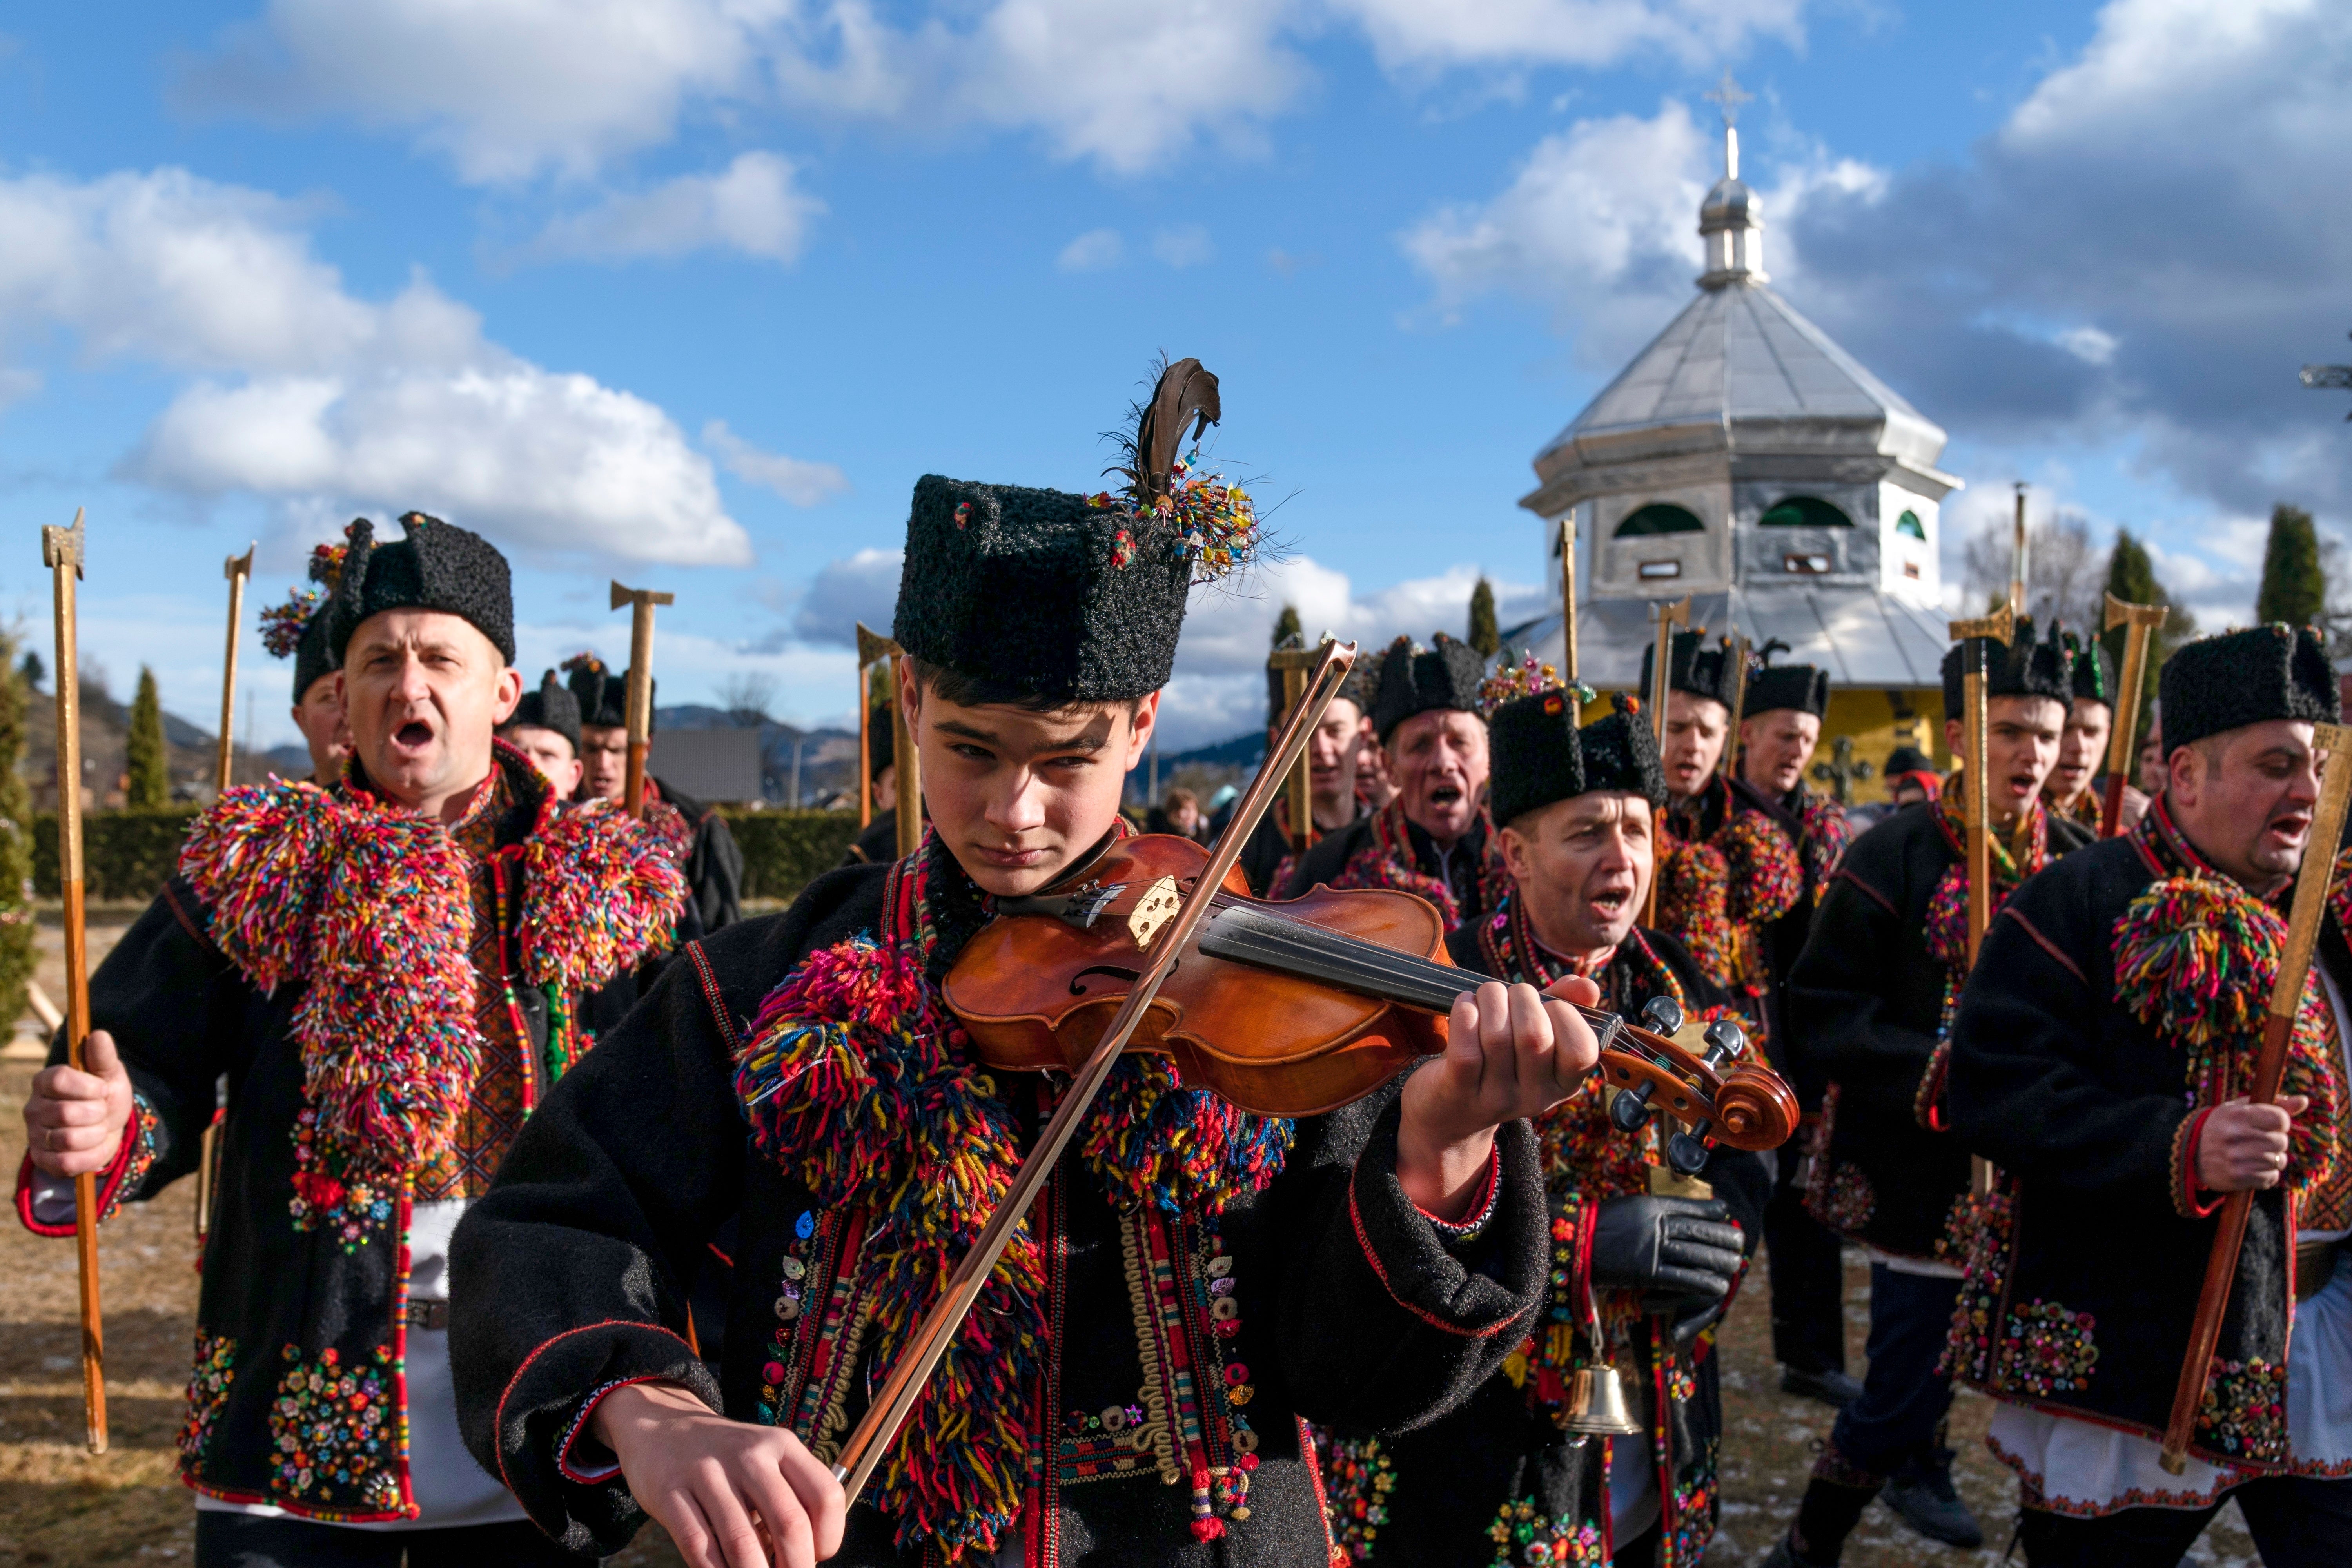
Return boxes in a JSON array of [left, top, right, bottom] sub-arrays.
[[948, 831, 1798, 1171]]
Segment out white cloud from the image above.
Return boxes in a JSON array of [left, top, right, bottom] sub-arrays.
[[1151, 224, 1215, 268], [704, 418, 849, 505], [525, 152, 823, 263], [0, 165, 751, 565], [1333, 0, 1806, 72], [1056, 228, 1124, 272], [788, 546, 902, 644]]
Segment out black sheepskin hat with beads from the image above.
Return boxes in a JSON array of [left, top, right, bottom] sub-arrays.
[[2158, 624, 2338, 757], [1638, 629, 1740, 710], [330, 511, 515, 664], [1369, 634, 1487, 742], [893, 357, 1257, 706], [1940, 617, 2073, 715], [2068, 632, 2114, 708], [562, 654, 652, 733], [507, 670, 582, 752], [1489, 689, 1666, 831], [1744, 646, 1831, 719]]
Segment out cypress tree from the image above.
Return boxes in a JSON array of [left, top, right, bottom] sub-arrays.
[[2256, 503, 2325, 628], [0, 635, 35, 1024], [1468, 577, 1500, 659], [1271, 603, 1302, 650], [126, 665, 171, 808], [2100, 529, 2197, 737]]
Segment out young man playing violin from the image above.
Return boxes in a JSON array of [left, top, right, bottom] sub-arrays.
[[449, 361, 1604, 1568], [1281, 633, 1502, 932], [1945, 625, 2352, 1567], [1314, 664, 1769, 1568], [1757, 619, 2092, 1568]]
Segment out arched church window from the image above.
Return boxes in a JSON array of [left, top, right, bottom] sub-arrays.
[[1615, 503, 1705, 537], [1759, 495, 1853, 528], [1896, 509, 1927, 540]]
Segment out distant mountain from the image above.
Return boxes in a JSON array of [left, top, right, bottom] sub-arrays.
[[1156, 731, 1265, 770]]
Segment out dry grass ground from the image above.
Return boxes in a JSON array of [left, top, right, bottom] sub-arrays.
[[0, 905, 2265, 1565]]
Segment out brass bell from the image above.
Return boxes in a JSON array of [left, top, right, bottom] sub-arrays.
[[1559, 1362, 1645, 1438]]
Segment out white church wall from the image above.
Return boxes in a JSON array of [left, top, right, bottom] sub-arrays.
[[1877, 481, 1942, 603], [1591, 480, 1733, 598]]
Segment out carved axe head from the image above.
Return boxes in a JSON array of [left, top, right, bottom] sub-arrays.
[[610, 580, 676, 612], [2104, 590, 2168, 633], [1948, 602, 2015, 646], [40, 507, 85, 578], [225, 544, 255, 582], [856, 621, 904, 666]]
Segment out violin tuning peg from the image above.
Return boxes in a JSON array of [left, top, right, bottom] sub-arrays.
[[1641, 996, 1684, 1036], [1701, 1019, 1746, 1062], [1609, 1085, 1654, 1134], [1666, 1131, 1710, 1176]]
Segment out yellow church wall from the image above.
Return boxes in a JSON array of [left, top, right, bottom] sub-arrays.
[[1582, 685, 1951, 805]]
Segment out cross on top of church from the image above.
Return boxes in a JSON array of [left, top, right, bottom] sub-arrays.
[[1704, 69, 1753, 128]]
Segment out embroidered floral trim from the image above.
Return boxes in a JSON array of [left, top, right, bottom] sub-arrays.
[[1485, 1495, 1604, 1566], [1995, 1299, 2100, 1398], [1985, 1430, 2239, 1518], [1317, 1434, 1396, 1563], [1329, 800, 1507, 933], [1655, 835, 1737, 993], [2172, 1108, 2223, 1220], [1797, 789, 1851, 893], [1719, 811, 1802, 927], [266, 1343, 401, 1511], [177, 1332, 236, 1472], [1811, 1159, 1876, 1236]]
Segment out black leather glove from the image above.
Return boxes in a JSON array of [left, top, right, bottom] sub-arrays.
[[1589, 1195, 1744, 1311]]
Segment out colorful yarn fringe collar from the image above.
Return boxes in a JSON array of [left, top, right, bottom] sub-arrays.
[[732, 835, 1292, 1561], [1334, 799, 1508, 931], [1922, 784, 2052, 968], [177, 751, 683, 1241]]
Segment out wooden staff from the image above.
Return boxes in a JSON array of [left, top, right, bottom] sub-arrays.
[[2100, 592, 2168, 837], [1558, 514, 1580, 717], [856, 661, 873, 831], [1642, 597, 1691, 926], [608, 582, 675, 817], [196, 546, 252, 1246], [829, 639, 1361, 1505], [2011, 482, 2030, 614], [857, 623, 922, 862], [1949, 604, 2013, 1201], [42, 508, 106, 1455], [1718, 632, 1751, 781], [1268, 643, 1323, 855], [2159, 722, 2352, 1473]]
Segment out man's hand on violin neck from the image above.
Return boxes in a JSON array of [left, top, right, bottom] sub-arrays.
[[591, 1381, 845, 1568], [1397, 976, 1603, 1220]]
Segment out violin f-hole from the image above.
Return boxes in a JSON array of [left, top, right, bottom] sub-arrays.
[[1070, 960, 1179, 996]]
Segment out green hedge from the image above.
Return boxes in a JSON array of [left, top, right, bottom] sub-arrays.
[[30, 804, 860, 908], [32, 807, 201, 901], [720, 808, 861, 901]]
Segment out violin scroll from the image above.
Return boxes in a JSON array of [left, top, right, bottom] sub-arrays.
[[1708, 1062, 1801, 1150]]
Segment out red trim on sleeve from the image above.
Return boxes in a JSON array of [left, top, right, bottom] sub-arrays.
[[1997, 907, 2089, 987], [490, 1319, 699, 1499], [556, 1375, 673, 1485], [14, 1112, 142, 1240], [1413, 1145, 1501, 1234], [1345, 1160, 1528, 1341], [2177, 1108, 2226, 1220]]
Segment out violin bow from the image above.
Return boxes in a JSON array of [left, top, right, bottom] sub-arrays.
[[828, 637, 1361, 1506], [2158, 721, 2352, 1474]]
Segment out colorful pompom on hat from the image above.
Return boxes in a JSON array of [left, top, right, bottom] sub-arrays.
[[2158, 624, 2339, 757], [1483, 656, 1664, 829], [1744, 639, 1831, 719], [2066, 630, 2113, 708], [1940, 616, 2073, 714], [891, 356, 1260, 706], [261, 527, 356, 704], [1638, 628, 1742, 711], [508, 670, 582, 752], [329, 511, 514, 664], [1369, 633, 1487, 742]]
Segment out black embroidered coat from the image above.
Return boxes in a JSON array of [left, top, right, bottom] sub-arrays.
[[9, 746, 679, 1522], [1278, 804, 1504, 934], [1792, 801, 2094, 1261], [1942, 815, 2336, 1472], [450, 849, 1550, 1565], [1303, 917, 1769, 1568]]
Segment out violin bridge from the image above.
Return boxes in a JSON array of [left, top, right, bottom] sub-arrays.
[[1127, 876, 1182, 949]]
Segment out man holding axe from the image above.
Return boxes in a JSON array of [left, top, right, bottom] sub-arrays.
[[1945, 624, 2352, 1564], [17, 512, 686, 1566], [1755, 615, 2093, 1567]]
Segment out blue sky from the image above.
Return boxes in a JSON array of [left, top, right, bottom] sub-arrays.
[[0, 0, 2344, 751]]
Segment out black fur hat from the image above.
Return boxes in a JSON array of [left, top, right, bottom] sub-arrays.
[[261, 530, 356, 704], [891, 357, 1258, 706], [868, 711, 894, 778], [1940, 617, 2073, 714], [329, 512, 514, 664], [1744, 642, 1830, 719], [506, 670, 582, 753], [1370, 634, 1486, 742], [563, 655, 653, 733], [1637, 629, 1740, 710], [2158, 624, 2339, 757], [2067, 631, 2113, 708], [1488, 687, 1666, 831]]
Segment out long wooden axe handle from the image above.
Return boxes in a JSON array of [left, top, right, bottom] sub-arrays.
[[2101, 592, 2168, 837], [1641, 595, 1691, 927], [42, 508, 106, 1455], [2159, 721, 2352, 1473], [1269, 644, 1324, 855], [857, 623, 921, 861], [609, 582, 675, 818], [1947, 603, 2016, 971]]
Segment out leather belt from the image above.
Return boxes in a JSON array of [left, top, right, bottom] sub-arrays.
[[2296, 1241, 2344, 1303], [403, 1298, 451, 1331]]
